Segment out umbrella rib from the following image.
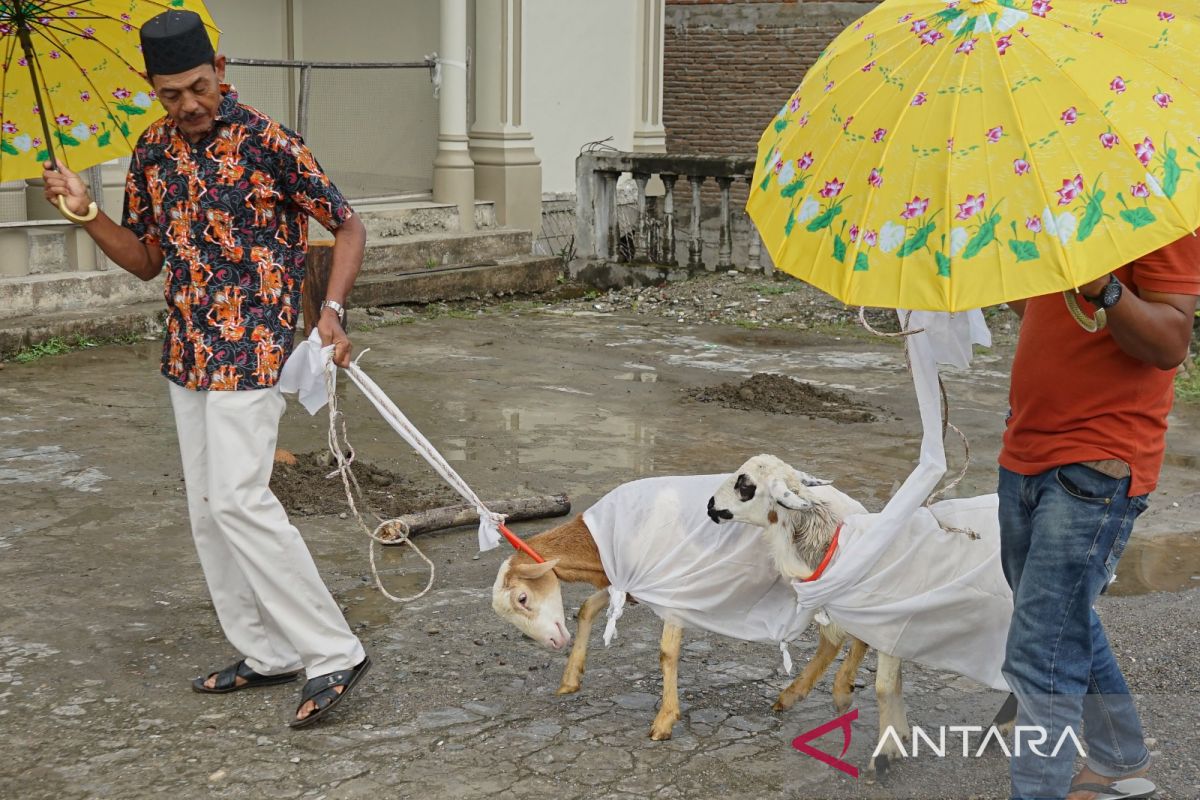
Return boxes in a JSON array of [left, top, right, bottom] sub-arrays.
[[28, 21, 148, 155], [982, 33, 1071, 304], [1014, 26, 1196, 269], [35, 18, 154, 78], [840, 43, 950, 308], [0, 33, 18, 175]]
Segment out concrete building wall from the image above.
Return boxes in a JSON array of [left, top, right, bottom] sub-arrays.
[[524, 0, 642, 195], [663, 0, 878, 205]]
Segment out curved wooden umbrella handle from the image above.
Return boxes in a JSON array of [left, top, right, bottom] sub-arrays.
[[57, 195, 98, 224], [1063, 291, 1107, 333]]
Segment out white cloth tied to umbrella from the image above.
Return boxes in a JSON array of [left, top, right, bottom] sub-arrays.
[[278, 330, 505, 552]]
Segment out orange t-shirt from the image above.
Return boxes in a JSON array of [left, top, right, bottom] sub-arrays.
[[1000, 233, 1200, 496]]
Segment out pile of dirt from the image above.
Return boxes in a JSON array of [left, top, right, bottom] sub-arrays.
[[271, 450, 459, 518], [687, 372, 882, 423]]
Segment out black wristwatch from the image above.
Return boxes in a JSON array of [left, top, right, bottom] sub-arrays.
[[1083, 274, 1123, 310]]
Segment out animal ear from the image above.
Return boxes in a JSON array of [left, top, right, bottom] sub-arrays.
[[795, 470, 833, 487], [768, 477, 812, 510], [512, 558, 559, 580]]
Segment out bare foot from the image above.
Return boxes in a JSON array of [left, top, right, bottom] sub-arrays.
[[203, 671, 247, 690], [295, 686, 344, 722], [1068, 765, 1151, 800]]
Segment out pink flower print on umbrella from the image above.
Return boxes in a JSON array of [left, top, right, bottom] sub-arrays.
[[788, 96, 802, 113], [902, 196, 930, 220], [956, 193, 987, 221], [986, 126, 1004, 144], [1057, 174, 1084, 206], [31, 137, 41, 147], [1099, 132, 1119, 149], [1, 120, 15, 134], [898, 13, 914, 24], [824, 81, 835, 93], [849, 225, 860, 243], [88, 124, 99, 135], [1153, 92, 1172, 109], [1032, 0, 1052, 17], [1158, 11, 1175, 22], [862, 60, 877, 73], [862, 229, 878, 247], [955, 38, 978, 56], [871, 128, 887, 143], [48, 50, 61, 59], [67, 8, 78, 16], [797, 112, 810, 127], [1026, 216, 1042, 233], [798, 152, 814, 170], [1130, 182, 1150, 198], [947, 137, 956, 153], [911, 19, 929, 34], [1135, 137, 1155, 166], [1110, 76, 1127, 94], [1061, 107, 1078, 125], [82, 26, 96, 38], [79, 91, 91, 102], [911, 91, 928, 107], [113, 88, 131, 100], [17, 57, 26, 67], [820, 178, 845, 198], [920, 30, 944, 46], [997, 35, 1013, 55], [122, 23, 133, 32], [868, 168, 883, 188], [54, 114, 72, 127], [842, 115, 855, 132]]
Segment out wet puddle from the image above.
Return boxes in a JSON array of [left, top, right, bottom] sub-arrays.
[[343, 573, 434, 626], [1109, 531, 1200, 597]]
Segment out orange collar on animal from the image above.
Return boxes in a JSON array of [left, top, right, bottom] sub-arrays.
[[797, 523, 841, 583]]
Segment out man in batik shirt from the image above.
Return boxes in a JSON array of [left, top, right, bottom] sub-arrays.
[[44, 10, 370, 728]]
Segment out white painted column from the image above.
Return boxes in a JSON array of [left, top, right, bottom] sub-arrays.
[[469, 0, 542, 237], [433, 0, 476, 231], [631, 0, 666, 155]]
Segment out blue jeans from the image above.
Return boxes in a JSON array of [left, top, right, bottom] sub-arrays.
[[998, 464, 1151, 800]]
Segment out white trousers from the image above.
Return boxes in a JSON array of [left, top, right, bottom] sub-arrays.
[[168, 382, 365, 678]]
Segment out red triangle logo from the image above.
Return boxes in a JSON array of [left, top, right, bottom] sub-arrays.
[[791, 708, 860, 778]]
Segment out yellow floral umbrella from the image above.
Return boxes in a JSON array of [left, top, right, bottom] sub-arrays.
[[748, 0, 1200, 312], [0, 1, 219, 183]]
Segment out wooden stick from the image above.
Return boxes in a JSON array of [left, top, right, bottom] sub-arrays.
[[379, 494, 572, 543]]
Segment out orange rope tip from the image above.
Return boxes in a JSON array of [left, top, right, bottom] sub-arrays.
[[500, 523, 545, 563]]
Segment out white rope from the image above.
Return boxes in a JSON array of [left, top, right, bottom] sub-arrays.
[[343, 349, 506, 551], [323, 354, 437, 603]]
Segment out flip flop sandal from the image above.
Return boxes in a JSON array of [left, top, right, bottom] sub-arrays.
[[288, 655, 372, 729], [1069, 777, 1156, 799], [191, 659, 302, 695]]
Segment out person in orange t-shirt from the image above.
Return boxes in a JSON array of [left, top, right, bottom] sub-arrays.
[[999, 231, 1200, 800]]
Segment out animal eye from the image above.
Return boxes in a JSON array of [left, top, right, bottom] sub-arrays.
[[734, 474, 756, 502], [517, 592, 528, 608]]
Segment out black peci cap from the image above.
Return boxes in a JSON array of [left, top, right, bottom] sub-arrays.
[[140, 10, 215, 77]]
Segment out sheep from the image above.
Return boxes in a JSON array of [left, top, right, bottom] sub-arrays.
[[707, 454, 1017, 775], [491, 491, 875, 742]]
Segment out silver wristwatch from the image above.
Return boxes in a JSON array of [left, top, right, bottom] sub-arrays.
[[320, 299, 346, 324]]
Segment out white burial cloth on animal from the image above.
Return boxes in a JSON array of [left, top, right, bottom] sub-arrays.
[[584, 473, 813, 671], [790, 309, 1012, 691]]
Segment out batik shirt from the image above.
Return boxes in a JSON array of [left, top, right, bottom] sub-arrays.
[[122, 86, 353, 391]]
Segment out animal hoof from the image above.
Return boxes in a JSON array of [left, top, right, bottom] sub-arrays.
[[649, 726, 674, 741], [832, 693, 853, 713], [772, 697, 797, 713], [556, 683, 581, 695], [871, 754, 890, 781]]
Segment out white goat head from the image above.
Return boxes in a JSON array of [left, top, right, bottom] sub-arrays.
[[492, 557, 573, 652], [707, 454, 832, 528]]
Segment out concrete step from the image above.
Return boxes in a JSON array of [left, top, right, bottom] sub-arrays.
[[310, 200, 498, 240], [0, 268, 161, 320], [0, 254, 563, 358], [0, 300, 165, 359], [349, 254, 562, 306], [353, 229, 534, 275]]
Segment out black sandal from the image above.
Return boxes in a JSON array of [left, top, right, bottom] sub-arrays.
[[191, 659, 302, 695], [288, 655, 372, 729]]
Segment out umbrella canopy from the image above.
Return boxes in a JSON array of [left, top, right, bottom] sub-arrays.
[[747, 0, 1200, 312], [0, 0, 219, 182]]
